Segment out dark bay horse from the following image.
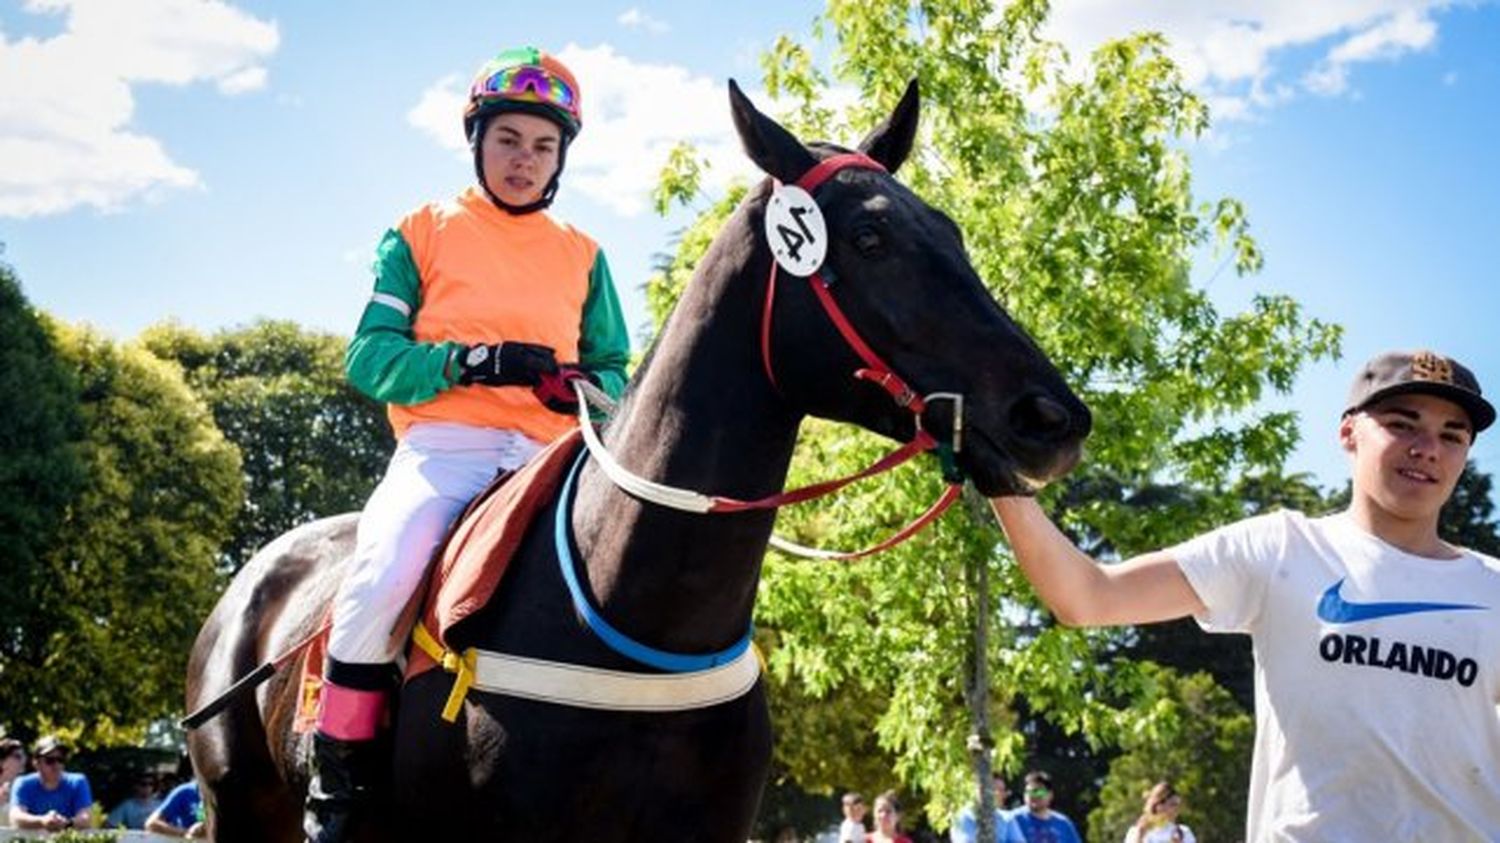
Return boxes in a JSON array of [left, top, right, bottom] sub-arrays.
[[185, 79, 1090, 841]]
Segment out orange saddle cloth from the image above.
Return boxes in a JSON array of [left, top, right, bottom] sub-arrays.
[[294, 428, 584, 732]]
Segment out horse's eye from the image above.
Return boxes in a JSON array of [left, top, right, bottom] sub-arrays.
[[853, 227, 884, 257]]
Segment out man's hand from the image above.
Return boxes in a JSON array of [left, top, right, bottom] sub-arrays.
[[43, 811, 70, 831], [534, 366, 599, 415], [458, 342, 559, 387]]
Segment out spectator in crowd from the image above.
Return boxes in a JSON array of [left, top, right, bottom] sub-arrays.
[[106, 771, 162, 829], [1012, 771, 1080, 843], [147, 779, 207, 838], [0, 738, 25, 827], [869, 790, 913, 843], [8, 735, 93, 831], [951, 771, 1024, 843], [1124, 781, 1194, 843], [839, 791, 868, 842]]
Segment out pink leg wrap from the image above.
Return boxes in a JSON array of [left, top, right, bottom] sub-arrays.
[[316, 682, 388, 741]]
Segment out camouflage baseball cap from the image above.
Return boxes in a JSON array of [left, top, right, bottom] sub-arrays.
[[1344, 349, 1494, 432]]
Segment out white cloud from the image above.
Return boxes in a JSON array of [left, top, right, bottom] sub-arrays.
[[406, 74, 469, 154], [618, 7, 670, 34], [561, 44, 757, 216], [1306, 8, 1437, 95], [1330, 7, 1438, 62], [217, 65, 267, 95], [1044, 0, 1459, 121], [0, 0, 278, 218], [406, 44, 762, 218]]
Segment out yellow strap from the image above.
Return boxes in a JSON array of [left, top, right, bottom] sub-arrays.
[[411, 623, 477, 723]]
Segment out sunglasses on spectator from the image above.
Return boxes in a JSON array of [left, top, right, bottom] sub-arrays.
[[39, 755, 66, 766], [1025, 787, 1051, 797]]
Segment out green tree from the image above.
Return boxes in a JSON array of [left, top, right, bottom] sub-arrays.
[[3, 324, 241, 745], [1440, 460, 1500, 555], [0, 259, 87, 734], [650, 0, 1341, 833], [140, 319, 394, 571], [1086, 667, 1253, 843]]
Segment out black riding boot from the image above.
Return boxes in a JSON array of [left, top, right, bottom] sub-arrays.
[[304, 731, 380, 842], [304, 659, 397, 843]]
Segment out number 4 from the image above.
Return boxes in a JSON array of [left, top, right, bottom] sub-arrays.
[[777, 204, 817, 261]]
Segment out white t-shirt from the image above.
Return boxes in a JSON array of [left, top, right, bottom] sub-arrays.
[[840, 817, 867, 843], [1172, 510, 1500, 841], [1123, 822, 1195, 843]]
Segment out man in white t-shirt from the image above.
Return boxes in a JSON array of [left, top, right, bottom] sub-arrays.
[[990, 349, 1500, 841], [839, 791, 868, 843]]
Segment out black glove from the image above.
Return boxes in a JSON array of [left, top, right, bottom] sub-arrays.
[[457, 341, 558, 387], [534, 366, 599, 415]]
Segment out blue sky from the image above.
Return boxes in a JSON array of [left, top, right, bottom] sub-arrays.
[[2, 0, 1497, 489]]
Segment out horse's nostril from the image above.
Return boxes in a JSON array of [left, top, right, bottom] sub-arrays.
[[1009, 394, 1073, 442]]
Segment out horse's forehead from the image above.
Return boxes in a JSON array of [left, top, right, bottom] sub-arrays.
[[859, 194, 893, 213]]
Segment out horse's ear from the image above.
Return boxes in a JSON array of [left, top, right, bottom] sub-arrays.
[[856, 78, 920, 174], [729, 79, 817, 184]]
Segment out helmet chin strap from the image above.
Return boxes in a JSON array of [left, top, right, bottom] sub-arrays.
[[470, 118, 569, 216]]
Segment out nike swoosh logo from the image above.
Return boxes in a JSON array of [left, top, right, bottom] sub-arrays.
[[1316, 578, 1486, 624]]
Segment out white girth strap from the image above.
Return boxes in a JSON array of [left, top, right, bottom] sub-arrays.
[[466, 646, 761, 711], [414, 619, 762, 717]]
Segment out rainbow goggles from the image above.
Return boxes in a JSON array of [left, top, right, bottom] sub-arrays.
[[471, 63, 579, 124]]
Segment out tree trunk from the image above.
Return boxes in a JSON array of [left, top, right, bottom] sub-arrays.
[[964, 505, 997, 843]]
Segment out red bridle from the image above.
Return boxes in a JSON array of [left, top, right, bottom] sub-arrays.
[[729, 152, 962, 558], [565, 153, 962, 559]]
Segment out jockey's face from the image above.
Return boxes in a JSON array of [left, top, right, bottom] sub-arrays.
[[480, 111, 561, 207]]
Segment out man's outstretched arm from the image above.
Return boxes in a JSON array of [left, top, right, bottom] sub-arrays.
[[990, 497, 1206, 627]]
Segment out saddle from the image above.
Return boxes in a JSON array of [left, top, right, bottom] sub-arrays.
[[405, 428, 584, 678], [296, 421, 760, 729], [294, 429, 584, 731]]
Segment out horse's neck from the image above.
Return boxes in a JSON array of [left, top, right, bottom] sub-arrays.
[[570, 206, 802, 654]]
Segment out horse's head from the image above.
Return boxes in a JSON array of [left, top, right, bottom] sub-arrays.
[[730, 79, 1090, 496]]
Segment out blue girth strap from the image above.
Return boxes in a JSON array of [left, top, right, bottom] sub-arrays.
[[554, 450, 753, 673]]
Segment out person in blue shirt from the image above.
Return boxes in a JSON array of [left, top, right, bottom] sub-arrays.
[[8, 735, 93, 831], [146, 779, 206, 838], [105, 772, 161, 829], [951, 772, 1024, 843], [1012, 771, 1081, 843]]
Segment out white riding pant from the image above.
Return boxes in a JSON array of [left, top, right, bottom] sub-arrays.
[[327, 422, 544, 665]]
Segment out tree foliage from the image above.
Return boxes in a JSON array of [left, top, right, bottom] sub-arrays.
[[140, 319, 393, 571], [2, 322, 240, 745], [1440, 460, 1500, 555], [1085, 667, 1253, 843], [649, 0, 1342, 834], [0, 260, 86, 692]]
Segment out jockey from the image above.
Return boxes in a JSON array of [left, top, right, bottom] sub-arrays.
[[306, 46, 630, 841]]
